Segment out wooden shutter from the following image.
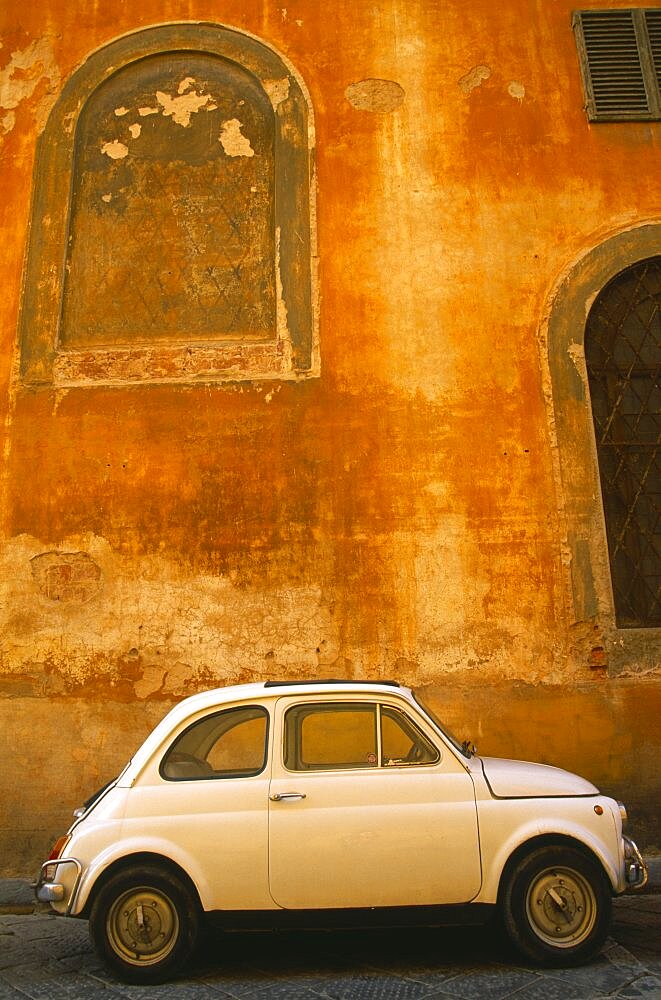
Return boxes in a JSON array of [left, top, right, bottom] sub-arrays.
[[647, 10, 661, 95], [573, 9, 661, 121]]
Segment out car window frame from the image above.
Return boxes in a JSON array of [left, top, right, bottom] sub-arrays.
[[380, 704, 440, 768], [159, 703, 270, 782], [282, 699, 441, 774]]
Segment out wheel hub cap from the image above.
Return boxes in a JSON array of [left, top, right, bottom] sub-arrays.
[[107, 887, 179, 965], [526, 866, 597, 947]]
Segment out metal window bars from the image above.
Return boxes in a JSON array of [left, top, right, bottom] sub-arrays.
[[585, 257, 660, 627]]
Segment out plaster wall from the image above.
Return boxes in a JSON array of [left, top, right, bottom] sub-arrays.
[[0, 0, 659, 871]]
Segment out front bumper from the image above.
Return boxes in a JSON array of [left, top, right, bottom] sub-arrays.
[[32, 857, 82, 915], [623, 836, 648, 890]]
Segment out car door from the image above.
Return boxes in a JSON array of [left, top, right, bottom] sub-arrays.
[[268, 696, 482, 909]]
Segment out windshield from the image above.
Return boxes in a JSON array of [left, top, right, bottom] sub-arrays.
[[412, 691, 473, 759]]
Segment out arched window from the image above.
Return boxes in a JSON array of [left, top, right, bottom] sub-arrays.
[[544, 226, 661, 673], [585, 258, 660, 628], [19, 23, 317, 385]]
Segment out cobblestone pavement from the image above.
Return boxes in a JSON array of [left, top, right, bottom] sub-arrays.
[[0, 894, 659, 1000]]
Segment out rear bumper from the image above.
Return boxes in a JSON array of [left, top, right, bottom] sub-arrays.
[[623, 836, 648, 891], [32, 857, 82, 915]]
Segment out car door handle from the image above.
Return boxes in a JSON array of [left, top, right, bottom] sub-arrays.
[[269, 792, 306, 802]]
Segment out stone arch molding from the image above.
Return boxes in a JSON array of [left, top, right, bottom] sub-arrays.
[[545, 223, 661, 674], [19, 22, 318, 386]]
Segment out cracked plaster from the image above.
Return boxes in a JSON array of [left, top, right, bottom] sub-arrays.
[[0, 36, 60, 137]]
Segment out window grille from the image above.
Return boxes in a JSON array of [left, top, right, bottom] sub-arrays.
[[585, 257, 661, 628], [573, 9, 661, 120]]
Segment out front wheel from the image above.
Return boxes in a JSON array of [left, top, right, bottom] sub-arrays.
[[501, 846, 612, 966], [89, 865, 200, 983]]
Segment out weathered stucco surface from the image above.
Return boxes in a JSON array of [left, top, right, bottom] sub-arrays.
[[0, 0, 659, 872]]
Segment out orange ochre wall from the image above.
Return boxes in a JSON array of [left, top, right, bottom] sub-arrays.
[[0, 0, 659, 873]]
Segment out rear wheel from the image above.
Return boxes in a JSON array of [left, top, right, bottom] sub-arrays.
[[501, 846, 612, 966], [89, 865, 200, 983]]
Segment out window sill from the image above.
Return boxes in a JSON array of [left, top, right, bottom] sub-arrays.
[[26, 340, 320, 386]]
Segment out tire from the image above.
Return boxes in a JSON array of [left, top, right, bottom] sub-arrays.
[[501, 846, 612, 966], [89, 865, 200, 984]]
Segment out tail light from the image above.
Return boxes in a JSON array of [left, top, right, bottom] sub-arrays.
[[48, 835, 70, 861], [44, 835, 70, 880]]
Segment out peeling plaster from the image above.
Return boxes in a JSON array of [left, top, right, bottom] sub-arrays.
[[345, 78, 405, 113], [114, 105, 129, 116], [101, 139, 128, 160], [138, 105, 159, 117], [0, 36, 61, 136], [177, 76, 196, 95], [156, 81, 211, 126], [30, 551, 102, 604], [458, 64, 491, 94], [263, 77, 290, 110], [0, 534, 336, 695], [567, 342, 588, 386], [128, 122, 141, 139], [567, 343, 590, 402], [275, 225, 293, 367], [219, 118, 254, 157]]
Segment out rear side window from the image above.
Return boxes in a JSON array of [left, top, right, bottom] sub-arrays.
[[161, 705, 268, 781]]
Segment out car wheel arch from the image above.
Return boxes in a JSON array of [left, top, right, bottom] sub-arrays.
[[498, 839, 614, 965], [497, 833, 614, 904], [79, 851, 203, 920]]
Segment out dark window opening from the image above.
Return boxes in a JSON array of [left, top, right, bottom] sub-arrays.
[[585, 257, 661, 627]]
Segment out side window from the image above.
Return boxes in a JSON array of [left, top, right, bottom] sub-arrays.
[[283, 702, 440, 771], [161, 705, 268, 780], [381, 707, 439, 766], [284, 704, 377, 770]]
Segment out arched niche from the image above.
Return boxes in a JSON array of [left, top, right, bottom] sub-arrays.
[[545, 223, 661, 673], [19, 22, 317, 386]]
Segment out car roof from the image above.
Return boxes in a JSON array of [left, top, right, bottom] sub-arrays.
[[162, 679, 406, 715]]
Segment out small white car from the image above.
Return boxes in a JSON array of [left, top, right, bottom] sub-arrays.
[[35, 680, 647, 983]]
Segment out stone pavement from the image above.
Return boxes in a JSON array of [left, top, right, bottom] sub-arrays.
[[0, 880, 660, 1000]]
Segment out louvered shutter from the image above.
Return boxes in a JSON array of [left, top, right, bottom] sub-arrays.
[[573, 9, 661, 121], [647, 10, 661, 94]]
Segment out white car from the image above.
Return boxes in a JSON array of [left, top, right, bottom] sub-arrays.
[[35, 680, 647, 983]]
